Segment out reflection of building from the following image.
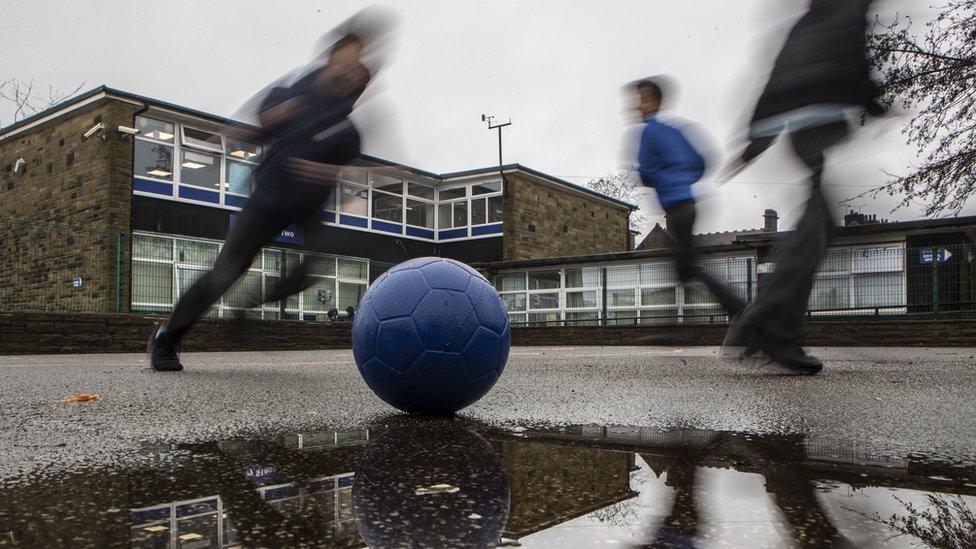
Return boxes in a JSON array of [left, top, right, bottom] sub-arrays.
[[492, 439, 638, 540]]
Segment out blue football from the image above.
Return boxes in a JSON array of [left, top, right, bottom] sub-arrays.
[[352, 257, 511, 415]]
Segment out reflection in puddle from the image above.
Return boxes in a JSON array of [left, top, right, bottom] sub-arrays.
[[1, 420, 974, 548]]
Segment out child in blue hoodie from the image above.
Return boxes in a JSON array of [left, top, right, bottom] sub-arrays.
[[633, 79, 744, 319]]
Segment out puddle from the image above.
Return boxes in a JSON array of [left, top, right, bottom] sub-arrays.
[[1, 419, 974, 548]]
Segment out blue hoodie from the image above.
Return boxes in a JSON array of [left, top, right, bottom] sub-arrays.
[[636, 114, 705, 210]]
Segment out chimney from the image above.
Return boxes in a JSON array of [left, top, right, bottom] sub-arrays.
[[763, 209, 778, 232]]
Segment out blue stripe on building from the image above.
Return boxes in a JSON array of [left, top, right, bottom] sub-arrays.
[[471, 223, 503, 236], [225, 194, 248, 208], [438, 228, 468, 240], [406, 226, 435, 239], [133, 178, 173, 197], [340, 214, 369, 229], [371, 219, 403, 234], [178, 186, 220, 204]]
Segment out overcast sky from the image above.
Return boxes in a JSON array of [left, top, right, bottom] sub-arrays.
[[3, 0, 972, 238]]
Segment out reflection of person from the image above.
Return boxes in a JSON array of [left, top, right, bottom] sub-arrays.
[[721, 0, 884, 374], [345, 305, 355, 321], [327, 307, 339, 322], [644, 452, 703, 548], [630, 79, 745, 320], [148, 10, 395, 371]]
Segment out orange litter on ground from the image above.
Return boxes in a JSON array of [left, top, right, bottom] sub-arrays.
[[61, 394, 100, 403]]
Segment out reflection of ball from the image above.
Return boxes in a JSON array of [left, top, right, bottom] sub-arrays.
[[352, 257, 511, 415], [352, 419, 510, 548]]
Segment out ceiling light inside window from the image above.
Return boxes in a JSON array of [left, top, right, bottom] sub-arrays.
[[147, 169, 172, 177], [182, 161, 206, 169]]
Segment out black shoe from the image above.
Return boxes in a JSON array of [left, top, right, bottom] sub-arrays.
[[766, 345, 823, 375], [148, 325, 183, 372], [722, 317, 762, 358]]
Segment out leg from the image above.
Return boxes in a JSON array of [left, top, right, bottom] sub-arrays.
[[149, 205, 288, 370], [666, 200, 746, 317], [726, 121, 849, 372], [253, 202, 333, 307]]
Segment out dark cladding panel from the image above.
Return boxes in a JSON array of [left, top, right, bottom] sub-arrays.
[[131, 196, 230, 240], [439, 237, 503, 264]]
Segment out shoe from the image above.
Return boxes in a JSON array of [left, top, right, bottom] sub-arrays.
[[722, 317, 762, 359], [148, 324, 183, 372], [765, 345, 823, 375]]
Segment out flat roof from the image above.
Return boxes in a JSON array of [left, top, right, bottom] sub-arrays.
[[0, 85, 635, 210]]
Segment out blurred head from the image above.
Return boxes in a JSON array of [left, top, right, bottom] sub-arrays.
[[634, 79, 663, 118], [317, 35, 370, 98]]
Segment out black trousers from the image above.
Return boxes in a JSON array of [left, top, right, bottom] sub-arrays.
[[737, 120, 850, 346], [164, 177, 334, 341], [664, 199, 746, 317]]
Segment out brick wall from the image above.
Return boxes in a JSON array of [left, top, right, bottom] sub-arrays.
[[503, 174, 630, 260], [0, 311, 352, 355], [3, 311, 972, 355], [0, 98, 138, 313]]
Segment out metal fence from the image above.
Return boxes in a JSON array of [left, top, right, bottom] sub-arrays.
[[501, 243, 976, 327], [3, 218, 974, 327]]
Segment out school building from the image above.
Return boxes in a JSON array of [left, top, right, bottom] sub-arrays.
[[1, 85, 974, 339]]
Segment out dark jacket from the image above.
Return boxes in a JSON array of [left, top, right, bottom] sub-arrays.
[[751, 0, 883, 123]]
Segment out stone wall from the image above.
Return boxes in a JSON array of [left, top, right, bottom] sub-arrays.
[[0, 98, 139, 313], [3, 311, 974, 355], [503, 174, 630, 260], [0, 312, 352, 355]]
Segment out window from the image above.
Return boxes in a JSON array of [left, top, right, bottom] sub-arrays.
[[811, 277, 849, 309], [528, 312, 560, 326], [340, 184, 368, 216], [133, 235, 173, 261], [136, 117, 174, 143], [529, 293, 559, 309], [501, 293, 527, 312], [488, 195, 503, 223], [225, 138, 262, 161], [566, 291, 597, 308], [565, 311, 599, 325], [338, 282, 367, 311], [641, 287, 676, 306], [471, 197, 487, 225], [371, 192, 402, 223], [134, 140, 174, 181], [338, 259, 368, 279], [408, 182, 434, 200], [495, 273, 526, 292], [472, 181, 502, 195], [438, 203, 452, 229], [372, 174, 403, 194], [439, 187, 466, 200], [528, 270, 560, 290], [226, 160, 256, 196], [452, 200, 467, 227], [565, 268, 600, 288], [609, 289, 636, 307], [176, 240, 219, 266], [132, 262, 172, 307], [182, 126, 222, 152], [607, 266, 639, 288], [854, 273, 902, 307], [180, 150, 220, 189], [341, 168, 368, 185], [854, 245, 903, 273], [406, 199, 434, 228]]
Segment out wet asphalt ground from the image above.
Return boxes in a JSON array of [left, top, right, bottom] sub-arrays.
[[1, 346, 975, 480]]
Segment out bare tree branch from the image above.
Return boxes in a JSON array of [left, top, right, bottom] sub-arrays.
[[0, 79, 86, 129]]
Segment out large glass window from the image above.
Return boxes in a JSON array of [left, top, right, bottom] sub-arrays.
[[225, 138, 262, 161], [528, 271, 560, 290], [408, 182, 434, 200], [134, 140, 174, 181], [495, 273, 526, 292], [338, 259, 368, 279], [854, 273, 902, 307], [226, 160, 256, 196], [372, 174, 403, 194], [180, 150, 220, 189], [472, 181, 502, 195], [132, 262, 172, 307], [811, 277, 849, 310], [488, 195, 503, 223], [529, 293, 559, 310], [607, 266, 639, 288], [439, 187, 466, 200], [471, 197, 487, 225], [340, 184, 368, 217], [452, 201, 467, 227], [566, 291, 597, 308], [136, 116, 174, 143], [338, 282, 367, 311], [371, 192, 402, 223], [182, 126, 222, 152], [501, 293, 527, 312], [641, 287, 676, 306], [406, 199, 434, 228], [438, 203, 452, 229], [565, 268, 600, 288]]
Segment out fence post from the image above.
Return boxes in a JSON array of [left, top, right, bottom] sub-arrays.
[[279, 249, 287, 320], [932, 249, 940, 316], [601, 267, 608, 326], [746, 258, 754, 302], [116, 231, 125, 313]]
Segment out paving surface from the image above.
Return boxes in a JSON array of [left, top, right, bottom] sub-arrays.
[[2, 346, 976, 480]]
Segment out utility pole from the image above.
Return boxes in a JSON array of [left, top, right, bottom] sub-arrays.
[[482, 114, 511, 175]]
